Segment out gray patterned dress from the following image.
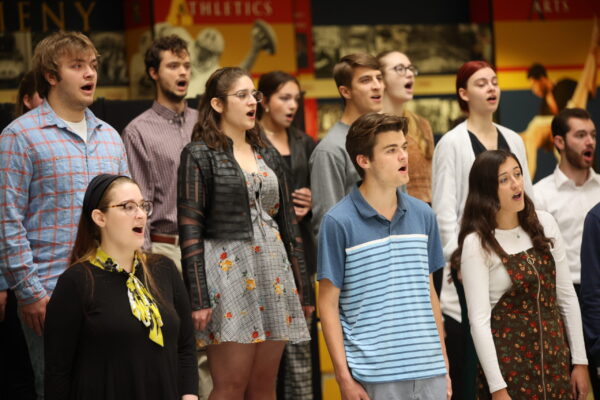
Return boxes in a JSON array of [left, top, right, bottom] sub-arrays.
[[197, 155, 310, 345]]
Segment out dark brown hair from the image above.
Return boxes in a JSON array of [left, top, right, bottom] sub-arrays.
[[256, 70, 300, 120], [450, 150, 552, 270], [346, 112, 407, 178], [70, 177, 163, 302], [15, 70, 37, 118], [333, 53, 380, 90], [551, 107, 591, 138], [191, 67, 266, 150], [32, 31, 99, 99], [144, 34, 189, 79], [456, 60, 495, 113]]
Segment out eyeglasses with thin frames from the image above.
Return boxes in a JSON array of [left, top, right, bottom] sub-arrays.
[[392, 64, 419, 76], [223, 90, 264, 103], [108, 200, 153, 217]]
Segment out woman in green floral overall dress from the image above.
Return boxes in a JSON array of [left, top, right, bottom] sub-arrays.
[[450, 150, 589, 400]]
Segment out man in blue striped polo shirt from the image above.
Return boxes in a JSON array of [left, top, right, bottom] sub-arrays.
[[318, 113, 450, 400]]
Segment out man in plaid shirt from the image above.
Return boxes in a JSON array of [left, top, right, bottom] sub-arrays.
[[0, 31, 129, 399]]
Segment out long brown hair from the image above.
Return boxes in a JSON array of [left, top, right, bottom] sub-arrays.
[[450, 150, 552, 270], [70, 177, 163, 302], [191, 67, 266, 150], [15, 71, 37, 118]]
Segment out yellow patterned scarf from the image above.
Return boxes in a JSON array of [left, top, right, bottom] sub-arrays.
[[90, 248, 164, 347]]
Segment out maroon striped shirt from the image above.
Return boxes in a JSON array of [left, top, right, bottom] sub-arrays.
[[122, 101, 198, 240]]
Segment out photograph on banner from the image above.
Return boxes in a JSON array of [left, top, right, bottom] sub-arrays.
[[0, 32, 31, 90], [404, 97, 463, 135], [316, 96, 462, 139], [312, 24, 492, 78], [126, 0, 298, 98]]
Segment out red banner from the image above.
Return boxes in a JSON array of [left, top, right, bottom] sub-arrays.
[[154, 0, 293, 24]]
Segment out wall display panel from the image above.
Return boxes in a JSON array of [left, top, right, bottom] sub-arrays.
[[0, 0, 128, 100], [124, 0, 297, 98], [491, 0, 599, 179], [312, 23, 492, 78]]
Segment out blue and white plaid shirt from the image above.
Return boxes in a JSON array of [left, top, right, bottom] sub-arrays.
[[0, 101, 129, 303]]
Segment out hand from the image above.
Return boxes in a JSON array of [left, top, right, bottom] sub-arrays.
[[19, 296, 50, 336], [302, 305, 315, 319], [571, 364, 589, 400], [191, 309, 213, 331], [491, 388, 511, 400], [0, 290, 7, 322], [338, 376, 371, 400], [181, 395, 198, 400], [292, 188, 312, 221], [446, 373, 452, 400]]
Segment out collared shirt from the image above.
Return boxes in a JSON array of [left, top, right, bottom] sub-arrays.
[[122, 101, 198, 241], [534, 166, 600, 284], [0, 101, 129, 303], [318, 186, 446, 383]]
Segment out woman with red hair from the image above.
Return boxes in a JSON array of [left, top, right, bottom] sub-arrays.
[[431, 61, 534, 399]]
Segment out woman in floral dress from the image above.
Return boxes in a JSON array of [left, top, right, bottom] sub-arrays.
[[177, 67, 312, 399], [450, 150, 589, 400]]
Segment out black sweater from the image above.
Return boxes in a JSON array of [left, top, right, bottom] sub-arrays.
[[44, 255, 197, 400]]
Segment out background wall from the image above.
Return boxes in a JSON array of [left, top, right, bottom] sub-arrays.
[[1, 2, 598, 399]]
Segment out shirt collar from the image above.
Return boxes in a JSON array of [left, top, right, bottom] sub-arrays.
[[349, 184, 407, 221], [38, 100, 102, 131], [151, 101, 188, 124], [553, 166, 600, 189]]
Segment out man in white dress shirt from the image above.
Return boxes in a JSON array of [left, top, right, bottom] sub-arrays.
[[534, 107, 600, 396], [533, 107, 599, 292]]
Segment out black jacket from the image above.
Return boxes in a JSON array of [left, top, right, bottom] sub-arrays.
[[266, 126, 317, 276], [177, 139, 313, 310]]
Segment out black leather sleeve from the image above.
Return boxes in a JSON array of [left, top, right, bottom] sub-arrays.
[[177, 145, 211, 310]]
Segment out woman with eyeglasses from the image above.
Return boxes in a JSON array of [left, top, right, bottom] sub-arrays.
[[257, 70, 317, 399], [377, 51, 434, 204], [178, 67, 312, 399], [431, 61, 534, 399], [450, 150, 588, 400], [44, 174, 198, 400]]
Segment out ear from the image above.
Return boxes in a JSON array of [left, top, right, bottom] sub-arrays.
[[553, 135, 566, 152], [148, 66, 159, 82], [91, 209, 107, 228], [458, 87, 469, 104], [44, 71, 58, 88], [23, 94, 34, 110], [210, 97, 224, 114], [338, 85, 352, 101], [356, 154, 370, 172]]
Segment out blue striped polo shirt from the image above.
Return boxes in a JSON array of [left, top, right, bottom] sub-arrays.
[[318, 186, 446, 383]]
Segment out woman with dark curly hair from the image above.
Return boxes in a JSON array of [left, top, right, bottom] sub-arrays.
[[451, 150, 588, 400]]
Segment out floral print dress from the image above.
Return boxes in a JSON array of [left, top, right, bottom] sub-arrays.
[[477, 248, 572, 399], [197, 154, 310, 346]]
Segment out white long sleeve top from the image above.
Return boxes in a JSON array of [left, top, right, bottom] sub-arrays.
[[461, 211, 588, 393], [431, 120, 534, 322]]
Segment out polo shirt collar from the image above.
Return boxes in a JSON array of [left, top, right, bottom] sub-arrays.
[[553, 165, 600, 189], [349, 184, 407, 221], [152, 100, 188, 124]]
